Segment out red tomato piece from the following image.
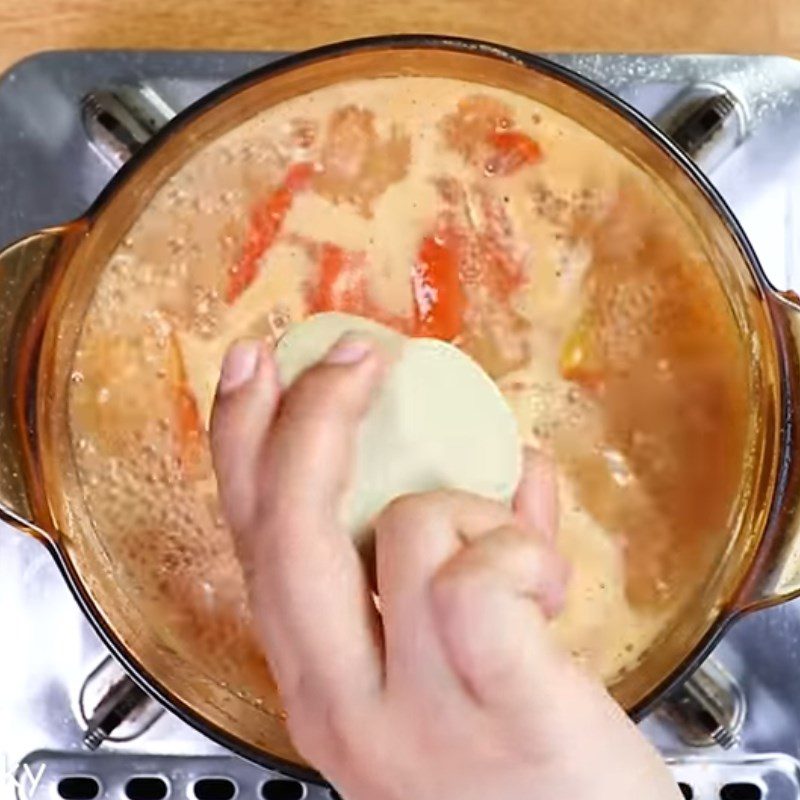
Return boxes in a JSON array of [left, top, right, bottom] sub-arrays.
[[411, 226, 465, 341], [225, 162, 314, 304], [307, 242, 369, 314], [167, 333, 205, 474], [486, 130, 542, 176]]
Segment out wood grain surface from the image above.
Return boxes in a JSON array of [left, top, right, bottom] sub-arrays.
[[0, 0, 798, 76]]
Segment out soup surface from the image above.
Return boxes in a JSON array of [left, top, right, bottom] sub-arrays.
[[68, 76, 750, 710]]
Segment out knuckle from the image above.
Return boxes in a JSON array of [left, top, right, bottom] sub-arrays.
[[432, 573, 522, 691], [377, 491, 445, 530], [462, 643, 521, 691], [249, 507, 307, 565], [251, 490, 293, 535], [219, 502, 253, 544], [233, 494, 312, 574], [375, 494, 421, 534], [493, 524, 543, 557], [430, 558, 485, 614], [219, 492, 262, 552]]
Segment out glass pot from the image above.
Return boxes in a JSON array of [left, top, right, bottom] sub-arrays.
[[1, 36, 799, 780]]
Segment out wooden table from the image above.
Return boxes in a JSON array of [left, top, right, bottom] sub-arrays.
[[0, 0, 798, 76]]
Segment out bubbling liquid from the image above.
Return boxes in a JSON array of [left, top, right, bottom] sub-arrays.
[[68, 76, 750, 711]]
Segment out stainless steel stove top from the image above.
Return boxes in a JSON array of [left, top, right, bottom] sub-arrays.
[[2, 50, 800, 800]]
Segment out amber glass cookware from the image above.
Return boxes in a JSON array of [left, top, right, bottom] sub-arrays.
[[1, 36, 800, 780]]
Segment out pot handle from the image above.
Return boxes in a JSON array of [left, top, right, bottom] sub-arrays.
[[0, 224, 83, 544], [735, 290, 800, 609]]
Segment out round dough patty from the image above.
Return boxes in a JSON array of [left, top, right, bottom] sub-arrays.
[[275, 312, 522, 543]]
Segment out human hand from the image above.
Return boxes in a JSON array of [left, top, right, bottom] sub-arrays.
[[210, 335, 680, 800]]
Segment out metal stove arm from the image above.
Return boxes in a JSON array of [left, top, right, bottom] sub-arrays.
[[653, 82, 749, 171], [0, 226, 77, 542]]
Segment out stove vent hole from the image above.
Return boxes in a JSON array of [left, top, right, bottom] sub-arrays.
[[260, 779, 306, 800], [125, 776, 169, 800], [58, 776, 101, 800], [678, 782, 693, 799], [193, 778, 237, 800], [720, 784, 762, 800]]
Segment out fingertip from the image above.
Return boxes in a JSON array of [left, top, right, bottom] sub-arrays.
[[218, 338, 261, 394], [536, 548, 571, 619], [214, 337, 278, 399], [212, 340, 279, 428], [283, 336, 387, 423], [514, 447, 559, 543], [323, 333, 377, 366]]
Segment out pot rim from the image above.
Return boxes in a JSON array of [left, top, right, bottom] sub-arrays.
[[52, 33, 782, 780]]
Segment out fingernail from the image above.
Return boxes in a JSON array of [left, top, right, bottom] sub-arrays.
[[324, 334, 373, 365], [219, 339, 261, 394]]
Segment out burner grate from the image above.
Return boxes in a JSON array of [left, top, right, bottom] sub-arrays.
[[12, 752, 335, 800], [668, 754, 800, 800], [12, 751, 800, 800]]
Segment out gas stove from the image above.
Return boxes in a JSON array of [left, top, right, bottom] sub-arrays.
[[1, 50, 800, 800]]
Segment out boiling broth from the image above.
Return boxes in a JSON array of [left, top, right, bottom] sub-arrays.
[[68, 76, 750, 710]]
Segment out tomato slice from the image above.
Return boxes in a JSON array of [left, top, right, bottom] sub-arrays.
[[306, 242, 368, 314], [225, 162, 314, 304], [411, 226, 465, 341], [166, 333, 206, 474], [486, 130, 542, 176], [304, 241, 416, 334]]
